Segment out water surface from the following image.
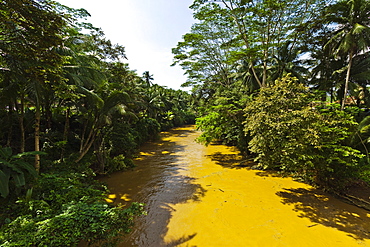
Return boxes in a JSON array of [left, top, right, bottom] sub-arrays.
[[101, 126, 370, 246]]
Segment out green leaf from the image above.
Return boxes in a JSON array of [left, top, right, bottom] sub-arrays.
[[14, 160, 38, 178], [12, 172, 26, 187], [0, 147, 12, 160], [13, 151, 47, 159], [0, 169, 10, 198]]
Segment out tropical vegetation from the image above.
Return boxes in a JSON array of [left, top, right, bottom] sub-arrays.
[[0, 0, 195, 246], [173, 0, 370, 189], [2, 0, 370, 245]]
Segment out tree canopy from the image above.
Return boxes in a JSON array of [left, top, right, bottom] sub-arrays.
[[178, 0, 370, 190], [0, 0, 195, 245]]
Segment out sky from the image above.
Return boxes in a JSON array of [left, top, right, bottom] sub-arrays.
[[56, 0, 195, 90]]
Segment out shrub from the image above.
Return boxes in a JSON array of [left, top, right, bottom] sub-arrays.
[[105, 155, 135, 173], [196, 96, 250, 154], [0, 201, 145, 247], [244, 75, 364, 189], [0, 170, 145, 247], [134, 118, 160, 143]]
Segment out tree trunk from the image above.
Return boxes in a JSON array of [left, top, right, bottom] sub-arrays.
[[60, 107, 70, 161], [19, 93, 25, 153], [75, 119, 100, 163], [330, 86, 334, 103], [341, 50, 354, 110], [34, 104, 41, 173], [94, 134, 106, 173], [6, 101, 13, 147], [262, 53, 268, 87], [75, 131, 97, 163]]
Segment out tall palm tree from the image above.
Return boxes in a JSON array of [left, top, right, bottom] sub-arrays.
[[142, 71, 154, 87], [324, 0, 370, 110], [310, 47, 347, 103]]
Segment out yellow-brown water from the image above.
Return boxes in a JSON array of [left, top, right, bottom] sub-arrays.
[[101, 126, 370, 246]]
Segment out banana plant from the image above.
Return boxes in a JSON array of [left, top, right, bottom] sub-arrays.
[[0, 147, 44, 198]]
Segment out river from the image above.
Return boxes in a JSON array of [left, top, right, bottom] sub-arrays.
[[101, 125, 370, 247]]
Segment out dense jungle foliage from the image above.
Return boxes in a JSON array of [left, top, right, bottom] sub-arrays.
[[0, 0, 195, 246], [172, 0, 370, 189], [2, 0, 370, 245]]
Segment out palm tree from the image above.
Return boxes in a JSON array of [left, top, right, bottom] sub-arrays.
[[350, 115, 370, 160], [310, 47, 347, 103], [233, 60, 263, 94], [142, 71, 154, 87], [269, 41, 309, 83], [74, 90, 131, 163], [350, 51, 370, 107], [324, 0, 370, 110]]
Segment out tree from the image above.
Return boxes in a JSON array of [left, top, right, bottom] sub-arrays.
[[172, 5, 236, 88], [189, 0, 327, 87], [0, 0, 67, 172], [142, 71, 154, 87], [324, 0, 370, 110], [350, 52, 370, 107], [268, 41, 309, 83], [74, 89, 130, 163]]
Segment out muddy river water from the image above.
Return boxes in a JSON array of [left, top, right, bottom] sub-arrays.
[[101, 125, 370, 246]]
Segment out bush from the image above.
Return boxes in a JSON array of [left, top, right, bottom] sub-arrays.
[[0, 170, 145, 246], [105, 155, 135, 173], [134, 118, 160, 143], [35, 173, 106, 210], [244, 75, 364, 189], [196, 97, 250, 154], [0, 201, 145, 247], [108, 122, 139, 158]]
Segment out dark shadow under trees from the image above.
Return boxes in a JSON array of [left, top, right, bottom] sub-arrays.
[[276, 188, 370, 240]]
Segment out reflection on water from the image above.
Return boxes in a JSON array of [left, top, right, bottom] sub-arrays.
[[101, 127, 205, 246], [101, 126, 370, 247]]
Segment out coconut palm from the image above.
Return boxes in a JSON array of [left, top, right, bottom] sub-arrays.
[[268, 41, 310, 84], [142, 71, 154, 87], [324, 0, 370, 110], [233, 60, 263, 94], [350, 51, 370, 107]]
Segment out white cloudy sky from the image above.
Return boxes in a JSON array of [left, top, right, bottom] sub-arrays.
[[57, 0, 195, 90]]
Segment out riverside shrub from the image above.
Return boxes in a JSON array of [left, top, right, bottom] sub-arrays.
[[244, 75, 364, 189], [0, 172, 145, 246]]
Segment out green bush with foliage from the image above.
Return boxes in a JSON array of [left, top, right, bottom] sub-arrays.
[[108, 122, 139, 158], [196, 92, 250, 154], [244, 75, 366, 189], [196, 105, 244, 146], [0, 201, 145, 247], [134, 118, 161, 143], [0, 171, 145, 247], [105, 155, 135, 174], [35, 173, 105, 209], [0, 147, 43, 198]]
